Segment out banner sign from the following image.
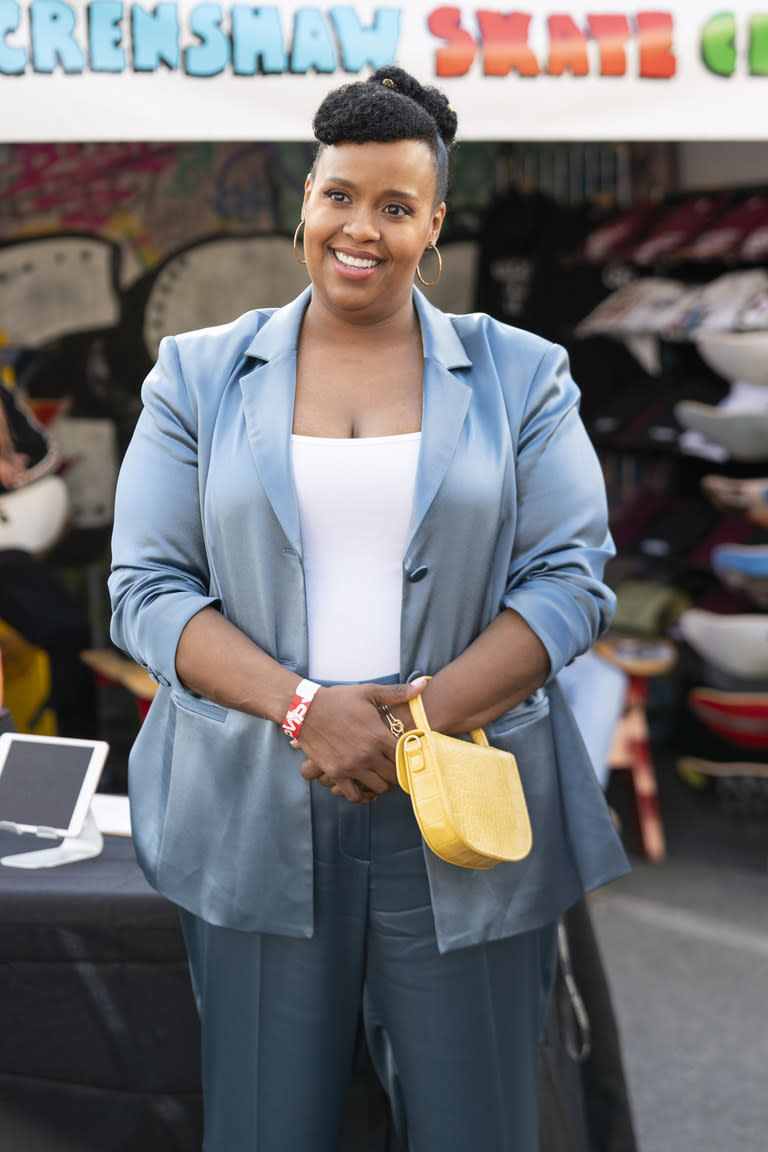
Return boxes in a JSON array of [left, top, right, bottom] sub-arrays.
[[3, 2, 768, 140]]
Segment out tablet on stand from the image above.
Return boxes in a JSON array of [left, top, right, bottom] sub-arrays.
[[0, 733, 110, 868]]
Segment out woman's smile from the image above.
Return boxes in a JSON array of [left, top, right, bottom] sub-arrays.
[[330, 247, 384, 276]]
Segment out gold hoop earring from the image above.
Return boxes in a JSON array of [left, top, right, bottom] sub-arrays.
[[293, 219, 307, 266], [416, 243, 442, 287]]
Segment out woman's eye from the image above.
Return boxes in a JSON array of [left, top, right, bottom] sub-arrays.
[[384, 204, 410, 217], [325, 190, 348, 203]]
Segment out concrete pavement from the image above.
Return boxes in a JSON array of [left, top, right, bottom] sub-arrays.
[[591, 761, 768, 1152]]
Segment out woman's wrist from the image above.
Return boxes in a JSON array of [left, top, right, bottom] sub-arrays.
[[385, 700, 416, 735], [280, 678, 321, 738]]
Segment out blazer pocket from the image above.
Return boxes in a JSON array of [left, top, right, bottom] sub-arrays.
[[486, 690, 556, 810], [170, 688, 228, 723]]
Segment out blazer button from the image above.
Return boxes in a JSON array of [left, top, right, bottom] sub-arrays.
[[407, 565, 428, 583]]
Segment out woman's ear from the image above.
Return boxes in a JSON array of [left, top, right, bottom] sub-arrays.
[[430, 202, 447, 246], [303, 172, 313, 205]]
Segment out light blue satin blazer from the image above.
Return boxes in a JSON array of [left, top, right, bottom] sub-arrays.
[[109, 286, 629, 953]]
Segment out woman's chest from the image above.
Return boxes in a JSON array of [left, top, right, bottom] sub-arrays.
[[203, 372, 519, 551], [292, 344, 424, 438]]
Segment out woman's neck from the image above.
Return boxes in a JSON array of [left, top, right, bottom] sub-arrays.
[[301, 294, 421, 351]]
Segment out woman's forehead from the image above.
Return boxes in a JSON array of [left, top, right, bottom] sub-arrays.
[[312, 139, 436, 187]]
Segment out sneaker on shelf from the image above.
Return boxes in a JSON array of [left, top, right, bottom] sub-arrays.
[[675, 399, 768, 461], [678, 608, 768, 679], [701, 474, 768, 513], [695, 329, 768, 389], [711, 570, 768, 608], [711, 543, 768, 580], [676, 755, 768, 779], [683, 195, 768, 263], [688, 686, 768, 749]]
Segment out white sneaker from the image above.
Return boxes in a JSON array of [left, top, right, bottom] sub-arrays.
[[695, 330, 768, 388], [675, 400, 768, 460], [678, 609, 768, 678]]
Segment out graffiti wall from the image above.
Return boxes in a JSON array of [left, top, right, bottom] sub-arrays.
[[0, 138, 501, 452], [0, 140, 317, 446], [0, 140, 316, 280]]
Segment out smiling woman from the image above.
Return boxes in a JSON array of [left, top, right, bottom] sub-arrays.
[[294, 137, 445, 433], [109, 63, 627, 1152]]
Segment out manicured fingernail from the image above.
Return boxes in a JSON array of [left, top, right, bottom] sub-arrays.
[[411, 676, 427, 689]]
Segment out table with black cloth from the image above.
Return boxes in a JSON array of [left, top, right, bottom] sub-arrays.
[[0, 827, 401, 1152], [0, 828, 203, 1152]]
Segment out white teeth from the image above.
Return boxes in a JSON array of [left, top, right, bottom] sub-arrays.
[[333, 250, 379, 269]]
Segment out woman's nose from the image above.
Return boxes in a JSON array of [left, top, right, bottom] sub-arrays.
[[342, 211, 380, 242]]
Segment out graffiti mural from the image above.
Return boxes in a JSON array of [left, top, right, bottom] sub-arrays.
[[0, 137, 496, 467], [0, 235, 120, 346], [0, 141, 314, 450], [142, 235, 308, 359], [0, 141, 312, 283]]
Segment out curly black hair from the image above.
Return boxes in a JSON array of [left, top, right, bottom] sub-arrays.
[[311, 67, 458, 204]]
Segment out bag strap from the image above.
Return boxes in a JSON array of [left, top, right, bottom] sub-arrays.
[[408, 690, 490, 748]]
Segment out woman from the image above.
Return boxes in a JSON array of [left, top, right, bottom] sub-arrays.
[[109, 67, 628, 1152]]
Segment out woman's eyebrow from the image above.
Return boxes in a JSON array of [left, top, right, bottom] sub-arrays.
[[320, 176, 421, 201]]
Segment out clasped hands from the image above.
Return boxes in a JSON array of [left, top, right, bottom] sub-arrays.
[[291, 678, 426, 805]]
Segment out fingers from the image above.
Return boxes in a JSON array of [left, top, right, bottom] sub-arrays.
[[299, 757, 394, 804], [371, 678, 427, 709], [299, 758, 324, 780], [300, 755, 391, 793], [291, 681, 420, 803]]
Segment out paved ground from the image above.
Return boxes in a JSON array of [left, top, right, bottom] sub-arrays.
[[591, 758, 768, 1152]]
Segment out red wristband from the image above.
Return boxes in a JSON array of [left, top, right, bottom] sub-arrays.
[[281, 679, 321, 738]]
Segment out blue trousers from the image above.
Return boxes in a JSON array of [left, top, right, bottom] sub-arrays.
[[180, 780, 557, 1152]]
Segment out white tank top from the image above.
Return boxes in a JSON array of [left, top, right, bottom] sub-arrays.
[[291, 432, 421, 682]]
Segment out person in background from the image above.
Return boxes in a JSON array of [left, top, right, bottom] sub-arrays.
[[109, 67, 628, 1152], [0, 380, 97, 740]]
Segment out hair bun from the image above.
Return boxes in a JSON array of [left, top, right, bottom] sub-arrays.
[[368, 67, 458, 149]]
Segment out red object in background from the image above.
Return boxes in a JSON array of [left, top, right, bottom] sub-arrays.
[[627, 194, 732, 265], [689, 687, 768, 749], [26, 398, 71, 427], [682, 195, 768, 262], [579, 201, 663, 264]]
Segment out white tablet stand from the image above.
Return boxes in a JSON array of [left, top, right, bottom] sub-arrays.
[[0, 733, 110, 869], [0, 807, 104, 869]]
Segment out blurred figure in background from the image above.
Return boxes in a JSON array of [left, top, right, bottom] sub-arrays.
[[0, 377, 97, 739]]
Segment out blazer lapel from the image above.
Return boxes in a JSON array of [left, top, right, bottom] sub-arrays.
[[237, 286, 473, 556], [239, 287, 311, 555], [407, 289, 473, 550]]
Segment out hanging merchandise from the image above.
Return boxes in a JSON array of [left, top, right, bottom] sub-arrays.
[[625, 194, 732, 266], [681, 195, 768, 263]]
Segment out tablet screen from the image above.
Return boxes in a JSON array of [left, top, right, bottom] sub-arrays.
[[0, 740, 95, 831]]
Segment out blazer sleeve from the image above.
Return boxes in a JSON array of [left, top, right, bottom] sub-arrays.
[[501, 341, 616, 680], [108, 335, 220, 693]]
